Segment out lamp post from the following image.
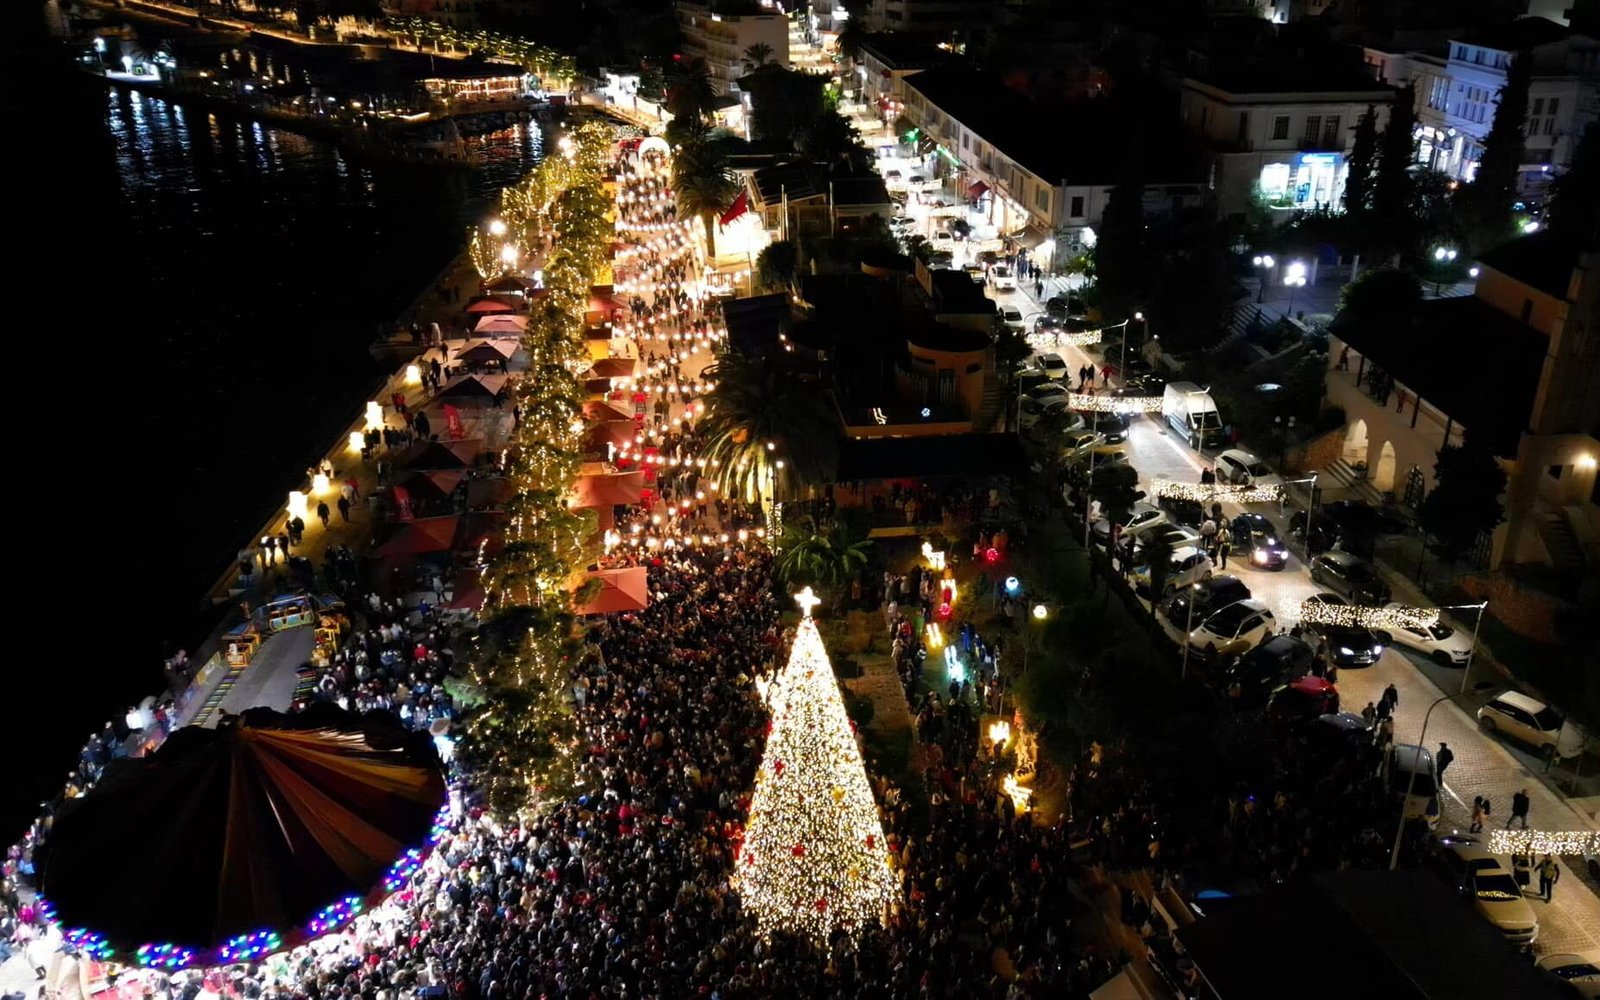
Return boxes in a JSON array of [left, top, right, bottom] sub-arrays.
[[1430, 245, 1458, 296], [1283, 260, 1307, 316], [1252, 254, 1276, 303], [1390, 681, 1495, 870], [1445, 600, 1490, 696], [1022, 602, 1048, 679], [1180, 581, 1200, 679]]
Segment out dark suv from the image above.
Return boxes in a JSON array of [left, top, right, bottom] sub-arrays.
[[1223, 634, 1313, 706], [1308, 551, 1392, 605], [1231, 512, 1289, 570], [1163, 574, 1251, 625]]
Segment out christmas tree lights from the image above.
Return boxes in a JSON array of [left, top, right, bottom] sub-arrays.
[[735, 590, 898, 941]]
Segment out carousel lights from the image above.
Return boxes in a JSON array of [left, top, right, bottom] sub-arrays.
[[1152, 481, 1285, 505], [306, 896, 366, 936], [383, 847, 427, 892], [63, 927, 115, 961], [1487, 829, 1600, 855], [135, 943, 198, 971], [218, 929, 284, 964], [1288, 600, 1439, 632]]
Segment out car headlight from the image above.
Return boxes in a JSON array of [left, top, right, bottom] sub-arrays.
[[1372, 645, 1384, 656], [1251, 550, 1267, 564], [1338, 646, 1354, 657]]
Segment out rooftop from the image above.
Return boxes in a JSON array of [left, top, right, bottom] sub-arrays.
[[856, 33, 961, 71], [1476, 229, 1584, 300], [1332, 294, 1546, 458], [1185, 62, 1397, 97], [1455, 16, 1573, 51], [836, 433, 1027, 480], [926, 267, 995, 315]]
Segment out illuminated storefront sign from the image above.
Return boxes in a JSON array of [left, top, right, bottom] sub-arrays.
[[1258, 152, 1344, 210]]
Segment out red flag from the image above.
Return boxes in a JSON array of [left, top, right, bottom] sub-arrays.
[[393, 486, 415, 521], [717, 189, 749, 228], [443, 404, 464, 440]]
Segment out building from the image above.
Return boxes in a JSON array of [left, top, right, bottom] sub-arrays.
[[745, 163, 895, 239], [1366, 18, 1600, 194], [1180, 67, 1397, 223], [851, 33, 956, 117], [862, 0, 985, 39], [675, 1, 791, 95], [1323, 232, 1599, 571], [899, 67, 1206, 258]]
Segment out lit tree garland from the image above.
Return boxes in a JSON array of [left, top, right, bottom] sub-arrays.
[[1152, 480, 1284, 505], [735, 590, 898, 942], [1068, 393, 1164, 413]]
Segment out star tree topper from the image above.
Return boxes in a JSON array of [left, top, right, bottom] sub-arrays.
[[794, 586, 821, 618]]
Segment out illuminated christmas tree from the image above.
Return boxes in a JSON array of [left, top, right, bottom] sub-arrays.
[[736, 588, 898, 941]]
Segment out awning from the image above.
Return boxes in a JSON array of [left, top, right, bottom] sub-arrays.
[[584, 357, 636, 379], [583, 399, 635, 422], [376, 516, 462, 558], [465, 295, 520, 315], [573, 566, 650, 615], [456, 340, 517, 364], [472, 314, 527, 336], [967, 181, 990, 199], [569, 470, 646, 509], [584, 420, 640, 452]]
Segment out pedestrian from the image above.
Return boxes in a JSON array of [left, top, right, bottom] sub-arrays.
[[1435, 742, 1454, 783], [1511, 852, 1532, 893], [1508, 788, 1530, 829], [1470, 796, 1485, 833], [1537, 854, 1560, 901], [1361, 701, 1377, 726], [1215, 522, 1232, 569], [1200, 517, 1217, 554], [1374, 697, 1391, 722], [1200, 467, 1215, 486], [1395, 388, 1407, 413], [1382, 683, 1399, 713], [337, 495, 351, 522], [1336, 345, 1350, 371], [1035, 279, 1044, 298], [1100, 363, 1112, 385], [1376, 715, 1393, 748], [316, 500, 331, 529]]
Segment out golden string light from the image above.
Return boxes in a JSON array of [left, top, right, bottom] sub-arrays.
[[1287, 600, 1440, 632], [1067, 393, 1165, 413], [1152, 481, 1285, 505], [1488, 830, 1600, 855], [1026, 330, 1107, 350], [735, 612, 897, 942]]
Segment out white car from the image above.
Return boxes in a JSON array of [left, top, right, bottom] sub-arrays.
[[1000, 306, 1025, 332], [1025, 381, 1072, 406], [1376, 603, 1475, 666], [1215, 449, 1283, 489], [1387, 743, 1441, 829], [989, 265, 1017, 291], [1187, 599, 1277, 660], [1436, 833, 1540, 946], [1132, 546, 1215, 597], [1477, 690, 1567, 758], [1038, 352, 1069, 379], [1018, 395, 1070, 431], [1537, 954, 1600, 998], [1091, 502, 1166, 549]]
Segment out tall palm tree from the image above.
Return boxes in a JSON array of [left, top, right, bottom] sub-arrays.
[[777, 516, 873, 599], [673, 137, 739, 258], [664, 56, 717, 123], [743, 41, 774, 68], [698, 350, 839, 503]]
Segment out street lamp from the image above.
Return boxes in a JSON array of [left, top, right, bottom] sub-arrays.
[[1282, 260, 1307, 316], [1390, 681, 1495, 870], [1252, 254, 1276, 303], [1431, 246, 1458, 296], [1441, 600, 1490, 695], [1021, 603, 1049, 682]]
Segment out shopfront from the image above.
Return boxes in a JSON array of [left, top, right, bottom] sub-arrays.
[[1257, 152, 1345, 212]]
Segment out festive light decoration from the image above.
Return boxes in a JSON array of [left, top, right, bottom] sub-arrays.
[[1026, 330, 1105, 349], [135, 943, 197, 971], [921, 542, 946, 570], [217, 929, 283, 964], [925, 623, 944, 649], [1152, 480, 1285, 505], [988, 720, 1012, 746], [348, 430, 365, 453], [1288, 599, 1440, 632], [365, 401, 385, 430], [63, 928, 115, 961], [1068, 393, 1165, 413], [1488, 830, 1600, 855], [735, 611, 897, 941], [306, 896, 365, 936]]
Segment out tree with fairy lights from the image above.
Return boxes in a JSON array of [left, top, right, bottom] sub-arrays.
[[736, 588, 898, 942]]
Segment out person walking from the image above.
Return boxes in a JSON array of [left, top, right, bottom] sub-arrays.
[[1469, 796, 1486, 833], [1537, 855, 1560, 901], [1374, 696, 1391, 723], [1382, 683, 1399, 714], [1435, 742, 1454, 783], [316, 500, 331, 529], [1511, 852, 1532, 894], [1215, 522, 1232, 569], [337, 495, 352, 523], [1200, 517, 1218, 556], [1361, 701, 1377, 727], [1508, 788, 1530, 829]]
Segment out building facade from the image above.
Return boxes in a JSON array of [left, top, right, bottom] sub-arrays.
[[1180, 75, 1397, 223], [675, 2, 791, 95]]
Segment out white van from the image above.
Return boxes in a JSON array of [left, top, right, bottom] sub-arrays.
[[1163, 382, 1223, 450]]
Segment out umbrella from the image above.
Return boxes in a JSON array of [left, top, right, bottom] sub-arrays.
[[573, 566, 650, 615]]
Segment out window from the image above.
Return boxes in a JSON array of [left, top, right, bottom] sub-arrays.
[[1035, 187, 1049, 212], [1544, 117, 1554, 135], [1429, 77, 1449, 110], [1271, 115, 1290, 140], [1323, 115, 1341, 147], [1070, 195, 1085, 217], [1532, 97, 1544, 115], [1548, 97, 1560, 116], [1303, 115, 1322, 144]]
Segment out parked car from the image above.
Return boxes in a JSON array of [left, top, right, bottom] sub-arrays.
[[1299, 593, 1386, 667], [1436, 833, 1540, 947], [1187, 599, 1277, 661], [989, 265, 1017, 291], [1230, 512, 1289, 570], [1225, 633, 1313, 706], [1091, 501, 1166, 549], [1118, 373, 1167, 397], [1083, 411, 1129, 444], [1131, 522, 1201, 555], [1038, 352, 1069, 379], [1375, 602, 1475, 666], [1477, 691, 1567, 758], [1025, 381, 1072, 405], [1000, 306, 1025, 332], [1019, 396, 1072, 432], [1215, 449, 1283, 489], [1304, 711, 1375, 765], [1060, 429, 1105, 464], [1163, 575, 1251, 625], [1288, 509, 1344, 555], [1132, 546, 1215, 597], [1267, 675, 1341, 725], [1307, 551, 1391, 605], [1536, 954, 1600, 998], [1033, 314, 1063, 335], [1157, 493, 1207, 528], [1386, 743, 1441, 829], [1046, 294, 1082, 317], [908, 174, 927, 185]]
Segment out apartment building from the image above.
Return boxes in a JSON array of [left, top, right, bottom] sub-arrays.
[[675, 1, 791, 95]]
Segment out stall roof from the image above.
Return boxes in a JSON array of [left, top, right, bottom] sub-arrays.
[[585, 357, 637, 379], [376, 516, 462, 558], [396, 439, 483, 470], [574, 566, 650, 615], [472, 314, 528, 336], [465, 295, 521, 314], [836, 434, 1026, 481], [456, 340, 518, 364], [570, 470, 646, 508], [395, 470, 466, 501], [484, 273, 535, 294], [583, 399, 636, 422], [466, 476, 514, 509], [437, 373, 510, 400]]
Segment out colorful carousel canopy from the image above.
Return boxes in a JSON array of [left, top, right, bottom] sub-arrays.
[[37, 705, 446, 957]]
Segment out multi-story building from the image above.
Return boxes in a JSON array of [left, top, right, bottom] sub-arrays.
[[1324, 232, 1599, 571], [1366, 18, 1599, 194], [388, 0, 478, 29], [675, 1, 791, 95], [851, 33, 955, 115], [899, 67, 1206, 257], [1179, 67, 1397, 223]]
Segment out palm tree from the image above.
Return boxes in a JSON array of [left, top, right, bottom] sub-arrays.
[[743, 41, 774, 69], [698, 350, 839, 503], [673, 137, 740, 258], [664, 57, 717, 123], [777, 516, 873, 600]]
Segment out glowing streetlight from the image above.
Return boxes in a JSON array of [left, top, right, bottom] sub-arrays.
[[1282, 260, 1308, 315], [1252, 254, 1276, 302], [1031, 604, 1048, 620], [499, 243, 519, 266], [487, 218, 507, 237]]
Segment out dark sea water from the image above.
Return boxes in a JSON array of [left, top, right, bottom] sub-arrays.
[[7, 6, 541, 840]]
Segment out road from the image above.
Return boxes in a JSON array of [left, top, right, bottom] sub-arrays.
[[989, 278, 1600, 957]]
